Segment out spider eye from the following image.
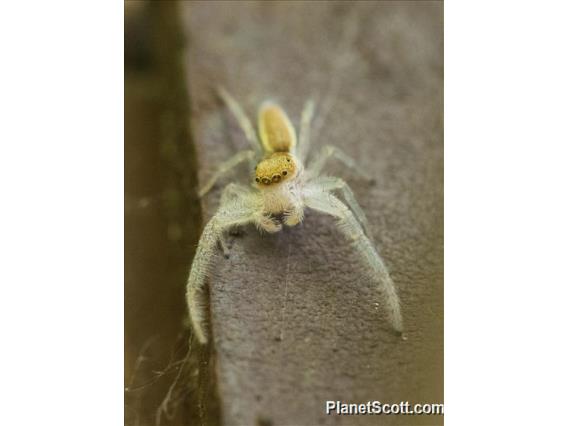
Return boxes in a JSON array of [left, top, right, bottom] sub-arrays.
[[286, 158, 291, 162], [282, 170, 288, 176], [255, 177, 260, 183]]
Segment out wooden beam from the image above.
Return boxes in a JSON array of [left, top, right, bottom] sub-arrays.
[[181, 2, 443, 424]]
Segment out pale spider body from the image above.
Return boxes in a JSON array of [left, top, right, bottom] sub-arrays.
[[186, 88, 403, 344]]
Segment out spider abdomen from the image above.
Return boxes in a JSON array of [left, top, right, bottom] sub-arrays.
[[258, 102, 297, 153]]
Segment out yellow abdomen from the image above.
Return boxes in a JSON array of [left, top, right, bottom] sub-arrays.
[[258, 102, 297, 153]]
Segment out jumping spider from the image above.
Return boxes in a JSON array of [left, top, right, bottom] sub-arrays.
[[186, 88, 403, 344]]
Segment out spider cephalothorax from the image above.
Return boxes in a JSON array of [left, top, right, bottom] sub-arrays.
[[254, 152, 299, 186], [186, 88, 403, 344]]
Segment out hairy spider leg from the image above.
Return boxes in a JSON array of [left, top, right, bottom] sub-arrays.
[[307, 145, 372, 180], [187, 186, 280, 343], [216, 183, 253, 256], [307, 176, 372, 238], [303, 190, 403, 333], [198, 150, 256, 198], [217, 86, 263, 155], [298, 99, 316, 163]]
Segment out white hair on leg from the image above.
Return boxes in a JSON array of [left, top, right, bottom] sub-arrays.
[[217, 86, 263, 155], [306, 176, 372, 238], [298, 99, 316, 163], [307, 145, 372, 180], [303, 190, 403, 333], [186, 187, 262, 343], [198, 150, 257, 198], [186, 218, 220, 344]]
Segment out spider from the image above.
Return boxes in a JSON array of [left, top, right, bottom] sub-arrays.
[[186, 88, 403, 344]]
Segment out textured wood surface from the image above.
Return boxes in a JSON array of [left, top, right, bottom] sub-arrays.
[[181, 2, 443, 425]]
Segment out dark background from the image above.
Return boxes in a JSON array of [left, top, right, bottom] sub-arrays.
[[125, 3, 214, 425]]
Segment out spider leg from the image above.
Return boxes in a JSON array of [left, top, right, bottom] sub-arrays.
[[198, 150, 256, 198], [307, 145, 372, 181], [217, 86, 263, 155], [306, 176, 372, 238], [218, 183, 254, 252], [187, 187, 277, 343], [283, 203, 305, 227], [186, 212, 255, 343], [298, 99, 316, 162], [218, 182, 251, 204], [304, 190, 403, 333], [217, 234, 231, 259]]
